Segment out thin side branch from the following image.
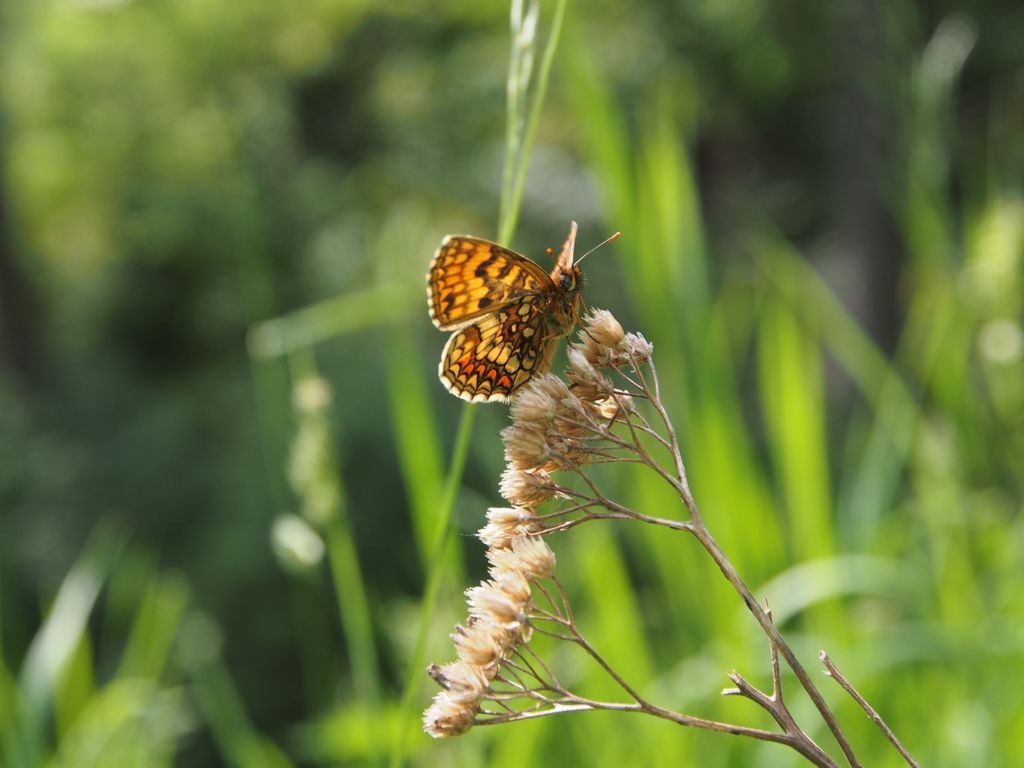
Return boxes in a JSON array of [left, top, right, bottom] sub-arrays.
[[820, 652, 921, 768]]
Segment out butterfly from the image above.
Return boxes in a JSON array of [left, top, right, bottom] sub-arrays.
[[427, 222, 598, 403]]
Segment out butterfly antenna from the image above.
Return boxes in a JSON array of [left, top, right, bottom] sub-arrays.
[[575, 231, 621, 264]]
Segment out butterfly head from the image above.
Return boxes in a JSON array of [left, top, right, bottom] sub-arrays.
[[549, 221, 581, 291], [548, 222, 618, 293]]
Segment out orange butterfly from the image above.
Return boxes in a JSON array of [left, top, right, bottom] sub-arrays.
[[426, 222, 599, 403]]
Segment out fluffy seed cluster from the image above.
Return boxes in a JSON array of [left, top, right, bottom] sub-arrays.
[[499, 310, 648, 476], [424, 308, 641, 738], [500, 374, 594, 472], [422, 534, 556, 738], [576, 308, 652, 369]]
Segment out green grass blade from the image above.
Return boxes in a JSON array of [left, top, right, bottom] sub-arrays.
[[372, 213, 452, 570], [388, 407, 475, 768], [48, 681, 185, 768], [500, 0, 567, 245], [286, 351, 382, 705], [324, 519, 381, 704], [3, 527, 123, 768], [383, 326, 449, 565], [757, 291, 834, 560], [188, 646, 297, 768], [116, 573, 190, 681], [247, 285, 416, 361], [52, 631, 95, 746], [755, 243, 920, 543]]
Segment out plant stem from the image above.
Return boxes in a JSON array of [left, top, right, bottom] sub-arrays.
[[820, 652, 921, 768], [688, 519, 860, 768], [642, 357, 862, 767], [546, 578, 839, 766], [500, 0, 568, 245]]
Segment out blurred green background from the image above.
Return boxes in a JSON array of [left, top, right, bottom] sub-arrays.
[[2, 0, 1023, 766]]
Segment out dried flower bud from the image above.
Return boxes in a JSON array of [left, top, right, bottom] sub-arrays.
[[566, 346, 612, 402], [498, 467, 558, 507], [486, 534, 556, 582], [427, 661, 489, 705], [485, 545, 522, 580], [623, 332, 653, 362], [588, 393, 633, 422], [423, 691, 477, 738], [533, 373, 573, 401], [509, 381, 559, 425], [466, 572, 530, 629], [477, 506, 537, 549], [509, 535, 556, 579], [501, 422, 550, 471], [452, 619, 506, 671], [586, 309, 625, 348]]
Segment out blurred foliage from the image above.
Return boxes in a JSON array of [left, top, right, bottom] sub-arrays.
[[1, 0, 1023, 766]]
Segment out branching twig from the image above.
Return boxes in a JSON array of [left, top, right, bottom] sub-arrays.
[[722, 606, 836, 766], [619, 352, 861, 766], [820, 652, 921, 768]]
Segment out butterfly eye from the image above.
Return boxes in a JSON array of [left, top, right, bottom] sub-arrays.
[[560, 274, 573, 290]]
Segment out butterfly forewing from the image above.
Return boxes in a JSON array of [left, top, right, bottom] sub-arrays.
[[427, 236, 551, 331]]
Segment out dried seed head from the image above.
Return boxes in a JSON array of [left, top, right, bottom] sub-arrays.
[[501, 422, 550, 471], [544, 433, 591, 471], [576, 309, 636, 369], [588, 392, 633, 422], [452, 619, 506, 671], [427, 661, 489, 705], [531, 373, 574, 404], [423, 690, 477, 738], [623, 331, 653, 362], [567, 346, 612, 401], [485, 545, 522, 580], [465, 572, 530, 630], [509, 381, 559, 425], [586, 309, 625, 349], [509, 535, 556, 579], [555, 414, 592, 442], [477, 506, 537, 549], [484, 535, 556, 581], [477, 522, 514, 549], [509, 374, 577, 433], [503, 373, 598, 471], [498, 467, 558, 507], [492, 568, 532, 604], [576, 334, 626, 369], [567, 344, 596, 379]]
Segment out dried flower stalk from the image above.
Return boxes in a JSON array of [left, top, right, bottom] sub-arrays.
[[424, 309, 919, 768]]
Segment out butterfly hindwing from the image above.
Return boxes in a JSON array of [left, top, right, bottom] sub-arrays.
[[438, 294, 553, 402]]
